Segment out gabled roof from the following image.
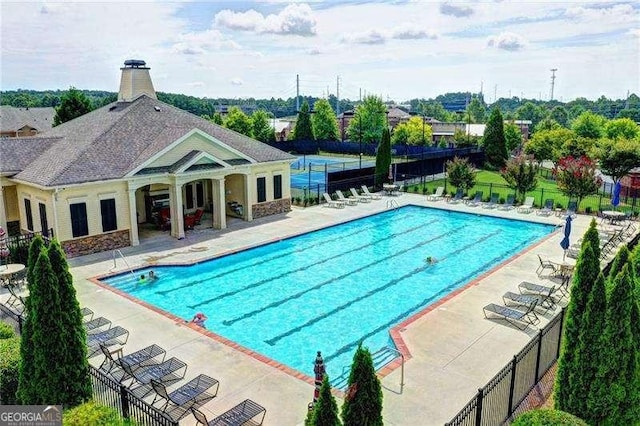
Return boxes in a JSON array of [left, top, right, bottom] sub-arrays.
[[0, 137, 59, 175], [2, 95, 294, 186], [0, 106, 55, 133]]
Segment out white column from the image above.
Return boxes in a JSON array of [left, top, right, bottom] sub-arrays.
[[127, 187, 140, 246], [0, 186, 7, 233], [244, 174, 253, 222], [212, 178, 226, 230], [171, 181, 185, 239]]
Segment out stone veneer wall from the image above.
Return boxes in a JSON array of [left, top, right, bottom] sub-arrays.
[[252, 198, 291, 219], [62, 230, 130, 258]]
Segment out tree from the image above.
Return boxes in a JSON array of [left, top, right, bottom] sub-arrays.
[[571, 111, 606, 139], [293, 101, 314, 141], [500, 155, 538, 202], [48, 240, 91, 407], [582, 219, 601, 260], [209, 112, 223, 125], [503, 122, 523, 152], [555, 242, 600, 413], [597, 138, 640, 184], [466, 95, 486, 123], [605, 118, 640, 140], [534, 117, 561, 133], [251, 110, 275, 143], [374, 127, 391, 187], [553, 156, 602, 209], [391, 116, 432, 146], [607, 245, 631, 286], [311, 99, 340, 141], [446, 157, 476, 193], [587, 265, 640, 425], [524, 128, 573, 165], [419, 101, 454, 122], [347, 96, 387, 144], [53, 87, 93, 126], [516, 102, 545, 130], [223, 106, 253, 137], [482, 108, 508, 170], [550, 106, 569, 127], [309, 375, 341, 426], [558, 136, 596, 160], [341, 343, 383, 426]]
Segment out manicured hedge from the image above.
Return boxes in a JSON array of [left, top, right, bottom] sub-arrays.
[[0, 321, 15, 339], [63, 401, 134, 426], [0, 337, 21, 404], [512, 409, 587, 426]]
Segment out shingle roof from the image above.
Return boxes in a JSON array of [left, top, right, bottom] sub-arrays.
[[0, 137, 59, 175], [4, 96, 294, 186], [0, 106, 55, 133]]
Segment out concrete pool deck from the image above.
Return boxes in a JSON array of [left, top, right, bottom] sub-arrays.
[[9, 194, 610, 425]]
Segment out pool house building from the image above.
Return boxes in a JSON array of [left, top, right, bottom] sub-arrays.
[[0, 60, 294, 257]]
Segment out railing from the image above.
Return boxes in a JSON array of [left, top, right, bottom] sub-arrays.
[[111, 249, 136, 278], [4, 229, 54, 265], [89, 366, 178, 426], [445, 308, 565, 426], [387, 200, 400, 209], [372, 346, 404, 391], [0, 303, 22, 334]]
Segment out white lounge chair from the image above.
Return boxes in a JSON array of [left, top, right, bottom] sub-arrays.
[[335, 190, 358, 206], [361, 185, 382, 200], [427, 186, 444, 201], [517, 196, 535, 213], [322, 193, 345, 209], [350, 188, 371, 202]]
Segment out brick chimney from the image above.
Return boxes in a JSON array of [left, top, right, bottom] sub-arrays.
[[118, 59, 157, 102]]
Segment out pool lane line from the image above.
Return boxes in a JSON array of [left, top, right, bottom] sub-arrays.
[[187, 218, 441, 310], [263, 230, 500, 346], [154, 211, 424, 296], [323, 241, 511, 367], [222, 223, 464, 327]]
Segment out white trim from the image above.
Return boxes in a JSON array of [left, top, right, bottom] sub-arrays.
[[67, 196, 88, 204], [175, 151, 231, 173], [98, 192, 118, 200]]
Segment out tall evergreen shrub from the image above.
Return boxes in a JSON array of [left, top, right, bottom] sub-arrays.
[[310, 376, 341, 426], [482, 107, 508, 169], [341, 343, 383, 426], [581, 219, 600, 260]]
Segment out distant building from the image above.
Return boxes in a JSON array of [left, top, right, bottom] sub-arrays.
[[0, 106, 55, 137]]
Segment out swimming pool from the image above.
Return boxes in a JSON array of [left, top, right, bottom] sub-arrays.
[[103, 206, 553, 382]]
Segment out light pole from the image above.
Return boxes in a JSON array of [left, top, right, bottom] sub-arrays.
[[359, 114, 362, 169]]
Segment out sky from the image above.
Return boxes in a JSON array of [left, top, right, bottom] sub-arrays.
[[1, 1, 639, 103]]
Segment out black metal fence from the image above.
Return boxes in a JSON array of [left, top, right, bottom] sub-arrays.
[[445, 308, 565, 426], [89, 366, 178, 426], [0, 303, 22, 334], [3, 229, 54, 265]]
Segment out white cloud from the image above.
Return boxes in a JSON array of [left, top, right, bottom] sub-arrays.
[[391, 24, 438, 40], [341, 30, 386, 45], [629, 29, 640, 38], [341, 24, 437, 45], [564, 4, 636, 24], [440, 2, 474, 18], [171, 29, 240, 56], [214, 3, 316, 36], [187, 81, 205, 87], [231, 78, 244, 86], [487, 32, 527, 51]]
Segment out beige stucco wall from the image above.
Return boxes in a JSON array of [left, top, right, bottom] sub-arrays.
[[4, 185, 20, 221], [248, 161, 291, 204], [151, 133, 243, 166], [15, 184, 53, 234]]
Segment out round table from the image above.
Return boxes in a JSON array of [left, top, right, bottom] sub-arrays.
[[602, 210, 625, 223], [0, 264, 25, 277]]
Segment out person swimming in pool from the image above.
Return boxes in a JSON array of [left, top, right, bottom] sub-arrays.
[[426, 256, 438, 265], [190, 312, 208, 328], [148, 270, 158, 281]]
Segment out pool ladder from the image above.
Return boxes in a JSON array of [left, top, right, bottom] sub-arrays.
[[386, 199, 400, 210], [111, 249, 136, 278]]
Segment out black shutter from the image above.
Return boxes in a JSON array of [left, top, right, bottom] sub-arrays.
[[70, 203, 89, 237], [24, 199, 33, 231], [273, 175, 282, 199], [257, 177, 266, 203], [39, 203, 49, 236], [100, 199, 117, 232]]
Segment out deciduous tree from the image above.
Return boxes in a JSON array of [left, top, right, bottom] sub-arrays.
[[391, 116, 432, 146], [53, 87, 93, 126], [516, 101, 546, 130], [347, 96, 387, 144], [446, 157, 476, 193], [503, 122, 523, 152], [604, 117, 640, 140], [482, 108, 508, 170], [500, 155, 538, 202], [524, 128, 573, 165], [311, 99, 340, 141], [550, 106, 569, 127], [341, 343, 383, 426], [374, 127, 391, 187], [553, 156, 602, 209], [251, 110, 275, 143], [223, 106, 253, 137], [571, 111, 606, 139], [596, 138, 640, 184]]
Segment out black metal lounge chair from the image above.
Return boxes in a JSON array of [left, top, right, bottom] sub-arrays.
[[483, 300, 540, 330], [84, 317, 111, 334], [122, 357, 187, 399], [86, 326, 129, 358], [536, 255, 560, 277], [151, 374, 219, 421], [503, 291, 555, 314], [482, 193, 499, 209], [99, 343, 166, 381], [192, 399, 266, 426], [448, 188, 464, 204], [536, 199, 554, 216], [6, 284, 25, 310], [498, 194, 516, 211], [518, 281, 567, 300], [467, 191, 483, 207], [81, 307, 94, 321]]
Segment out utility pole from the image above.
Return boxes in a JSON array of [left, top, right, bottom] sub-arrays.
[[336, 76, 340, 115], [296, 74, 300, 112], [550, 68, 557, 101], [480, 81, 483, 97], [494, 84, 497, 103], [359, 88, 362, 102]]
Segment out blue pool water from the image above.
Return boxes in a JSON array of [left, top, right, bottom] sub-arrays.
[[104, 206, 553, 382]]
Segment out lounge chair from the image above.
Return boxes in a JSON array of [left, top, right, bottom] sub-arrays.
[[192, 399, 266, 426], [427, 186, 444, 201], [6, 283, 25, 310], [483, 300, 540, 330], [151, 375, 219, 421], [392, 184, 404, 196], [467, 191, 483, 207], [322, 193, 345, 209], [335, 190, 358, 206], [448, 189, 464, 204], [87, 326, 129, 358], [99, 343, 166, 382], [517, 196, 535, 213], [503, 291, 555, 314], [193, 209, 204, 225], [84, 317, 112, 334], [350, 188, 371, 203], [482, 192, 499, 209], [536, 199, 554, 216], [562, 201, 578, 218], [361, 185, 382, 200], [518, 281, 567, 300], [498, 194, 515, 211], [122, 356, 188, 399], [81, 307, 94, 321], [536, 255, 560, 277]]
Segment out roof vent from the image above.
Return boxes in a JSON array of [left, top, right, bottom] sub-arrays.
[[154, 106, 161, 112]]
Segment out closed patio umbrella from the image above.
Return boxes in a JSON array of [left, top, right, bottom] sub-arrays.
[[311, 351, 325, 407], [612, 181, 621, 209], [560, 215, 572, 261]]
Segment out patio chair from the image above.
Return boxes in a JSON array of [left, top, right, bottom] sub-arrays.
[[482, 192, 499, 209], [335, 190, 358, 206], [392, 184, 404, 196], [122, 356, 188, 399], [99, 343, 166, 382], [350, 188, 371, 203], [81, 307, 94, 321], [562, 201, 578, 218], [483, 300, 540, 330], [427, 186, 444, 201], [151, 375, 219, 421], [467, 191, 483, 207], [448, 188, 464, 204], [193, 209, 204, 225], [536, 255, 560, 277], [6, 283, 25, 310], [191, 399, 266, 426], [503, 291, 555, 314], [84, 316, 112, 334], [518, 281, 566, 300], [517, 196, 535, 213], [361, 185, 382, 200], [184, 214, 196, 230], [536, 199, 554, 216], [498, 194, 516, 211], [322, 193, 345, 209], [86, 326, 129, 358]]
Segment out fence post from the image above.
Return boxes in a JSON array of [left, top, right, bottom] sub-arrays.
[[489, 183, 493, 198], [540, 188, 544, 208], [120, 384, 130, 419], [534, 329, 543, 381], [556, 307, 566, 358], [507, 355, 518, 417], [474, 388, 484, 426], [18, 315, 23, 334]]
